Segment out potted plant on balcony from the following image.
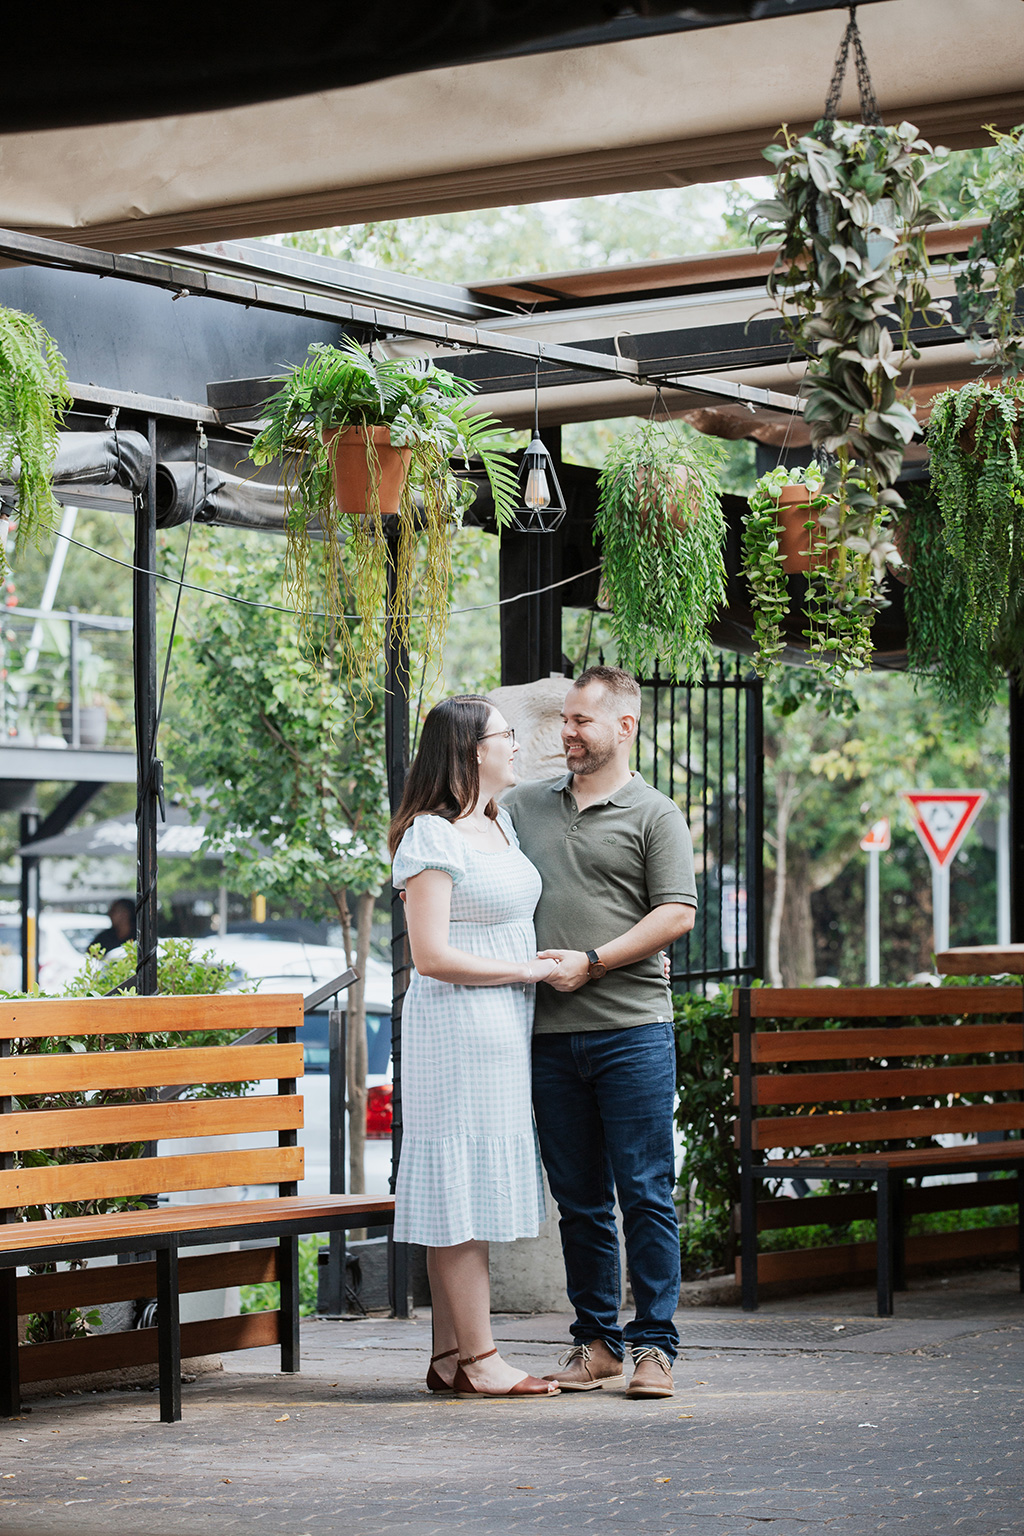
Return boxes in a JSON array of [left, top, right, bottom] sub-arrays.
[[594, 423, 727, 680], [0, 304, 71, 561], [250, 339, 518, 682]]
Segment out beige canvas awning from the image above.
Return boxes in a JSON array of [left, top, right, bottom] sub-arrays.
[[0, 0, 1019, 251]]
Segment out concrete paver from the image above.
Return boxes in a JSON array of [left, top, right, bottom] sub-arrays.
[[2, 1269, 1022, 1536]]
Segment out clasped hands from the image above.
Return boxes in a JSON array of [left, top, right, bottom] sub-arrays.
[[531, 950, 591, 992]]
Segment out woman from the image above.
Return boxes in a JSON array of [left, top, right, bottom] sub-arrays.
[[388, 694, 561, 1398]]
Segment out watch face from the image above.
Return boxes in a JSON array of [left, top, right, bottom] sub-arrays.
[[588, 961, 607, 980]]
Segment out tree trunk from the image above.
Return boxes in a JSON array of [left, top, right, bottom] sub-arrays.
[[767, 772, 800, 988], [345, 889, 374, 1199], [779, 844, 818, 988]]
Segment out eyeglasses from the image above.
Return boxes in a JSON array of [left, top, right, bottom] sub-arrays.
[[479, 727, 516, 745]]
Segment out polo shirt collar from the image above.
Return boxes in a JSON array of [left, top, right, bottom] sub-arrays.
[[551, 770, 649, 806]]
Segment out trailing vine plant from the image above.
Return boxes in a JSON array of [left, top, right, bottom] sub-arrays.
[[955, 124, 1024, 374], [251, 340, 517, 687], [926, 377, 1024, 646], [595, 423, 727, 680], [750, 117, 948, 686], [0, 305, 71, 564], [901, 481, 1018, 720], [743, 463, 830, 675]]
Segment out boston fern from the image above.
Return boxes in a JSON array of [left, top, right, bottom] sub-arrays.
[[251, 339, 517, 683], [0, 304, 71, 561], [927, 378, 1024, 642], [595, 425, 727, 681]]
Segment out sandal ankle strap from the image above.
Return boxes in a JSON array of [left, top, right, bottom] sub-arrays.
[[457, 1347, 498, 1367], [430, 1347, 459, 1364]]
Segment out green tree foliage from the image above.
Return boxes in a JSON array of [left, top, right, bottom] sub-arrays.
[[166, 544, 390, 1191]]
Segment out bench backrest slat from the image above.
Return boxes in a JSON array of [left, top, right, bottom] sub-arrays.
[[1, 1095, 303, 1155], [746, 1063, 1022, 1105], [752, 1101, 1024, 1150], [744, 1024, 1023, 1062], [741, 986, 1021, 1019], [0, 1041, 302, 1096], [0, 1145, 303, 1207], [0, 993, 305, 1217], [0, 993, 300, 1040]]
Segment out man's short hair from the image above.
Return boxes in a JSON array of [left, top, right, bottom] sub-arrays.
[[572, 665, 641, 718]]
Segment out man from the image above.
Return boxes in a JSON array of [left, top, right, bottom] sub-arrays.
[[91, 897, 136, 955], [503, 665, 697, 1400]]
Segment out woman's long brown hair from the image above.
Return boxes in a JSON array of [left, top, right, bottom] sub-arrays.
[[387, 694, 498, 857]]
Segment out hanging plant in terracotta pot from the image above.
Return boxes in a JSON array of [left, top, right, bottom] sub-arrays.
[[742, 464, 833, 674], [250, 340, 517, 684], [595, 423, 726, 680]]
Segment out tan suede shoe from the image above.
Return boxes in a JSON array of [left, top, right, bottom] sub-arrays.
[[626, 1346, 674, 1398], [543, 1339, 624, 1391]]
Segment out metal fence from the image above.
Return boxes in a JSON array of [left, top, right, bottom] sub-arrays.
[[635, 653, 764, 991], [0, 606, 135, 752]]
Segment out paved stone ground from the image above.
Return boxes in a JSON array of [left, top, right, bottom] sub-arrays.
[[2, 1269, 1023, 1536]]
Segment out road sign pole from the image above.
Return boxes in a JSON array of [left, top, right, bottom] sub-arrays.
[[931, 857, 950, 957], [866, 847, 881, 986]]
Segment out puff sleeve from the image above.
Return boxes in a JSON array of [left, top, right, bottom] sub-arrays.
[[392, 815, 467, 889]]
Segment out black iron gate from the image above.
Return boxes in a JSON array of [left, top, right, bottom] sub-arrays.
[[635, 654, 765, 991]]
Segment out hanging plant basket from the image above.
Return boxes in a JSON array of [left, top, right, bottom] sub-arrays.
[[250, 340, 518, 688], [323, 424, 412, 518], [595, 424, 726, 681], [927, 377, 1024, 640]]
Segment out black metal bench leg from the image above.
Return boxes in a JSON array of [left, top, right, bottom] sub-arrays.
[[279, 1234, 300, 1373], [740, 1168, 758, 1312], [876, 1173, 894, 1318], [892, 1177, 907, 1292], [1018, 1168, 1024, 1294], [0, 1266, 20, 1418], [156, 1240, 181, 1424]]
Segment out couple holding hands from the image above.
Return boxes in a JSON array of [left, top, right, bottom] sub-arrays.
[[388, 666, 697, 1399]]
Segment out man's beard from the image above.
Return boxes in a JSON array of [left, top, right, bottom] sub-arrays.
[[564, 740, 616, 775]]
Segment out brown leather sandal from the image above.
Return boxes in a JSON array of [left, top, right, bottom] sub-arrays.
[[453, 1347, 561, 1397], [426, 1346, 459, 1392]]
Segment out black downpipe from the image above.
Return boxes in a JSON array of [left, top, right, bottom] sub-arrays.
[[1010, 675, 1024, 943], [134, 418, 161, 996]]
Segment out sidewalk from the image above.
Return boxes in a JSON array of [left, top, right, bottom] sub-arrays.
[[2, 1268, 1022, 1536]]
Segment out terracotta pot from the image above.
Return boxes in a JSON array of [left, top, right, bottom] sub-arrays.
[[635, 464, 701, 537], [774, 485, 822, 574], [322, 424, 411, 517], [957, 387, 1023, 460]]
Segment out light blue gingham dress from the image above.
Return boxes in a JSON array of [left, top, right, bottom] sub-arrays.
[[391, 810, 547, 1246]]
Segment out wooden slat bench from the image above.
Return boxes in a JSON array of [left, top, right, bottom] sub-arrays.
[[733, 986, 1024, 1317], [0, 994, 394, 1422]]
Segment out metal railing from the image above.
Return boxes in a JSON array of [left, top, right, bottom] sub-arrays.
[[0, 605, 134, 751], [635, 653, 765, 991]]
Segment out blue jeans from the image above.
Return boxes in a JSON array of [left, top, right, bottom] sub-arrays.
[[532, 1020, 680, 1362]]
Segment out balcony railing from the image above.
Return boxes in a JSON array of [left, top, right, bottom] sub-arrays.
[[0, 605, 134, 753]]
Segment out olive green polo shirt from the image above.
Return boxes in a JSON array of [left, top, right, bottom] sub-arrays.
[[502, 770, 697, 1034]]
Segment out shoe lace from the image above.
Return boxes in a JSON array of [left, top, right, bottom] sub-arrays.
[[631, 1346, 671, 1371], [557, 1343, 591, 1367]]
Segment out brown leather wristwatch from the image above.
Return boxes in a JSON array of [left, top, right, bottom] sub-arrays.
[[586, 949, 607, 980]]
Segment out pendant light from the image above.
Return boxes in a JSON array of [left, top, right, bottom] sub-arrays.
[[509, 363, 566, 533]]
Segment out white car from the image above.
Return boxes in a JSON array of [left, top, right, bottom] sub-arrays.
[[0, 909, 112, 994], [177, 936, 394, 1200]]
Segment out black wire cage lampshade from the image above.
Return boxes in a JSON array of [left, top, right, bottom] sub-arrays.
[[509, 433, 567, 533]]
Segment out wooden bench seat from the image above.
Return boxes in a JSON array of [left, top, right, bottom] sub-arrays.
[[733, 986, 1024, 1317], [0, 994, 395, 1422]]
